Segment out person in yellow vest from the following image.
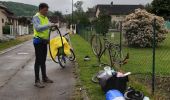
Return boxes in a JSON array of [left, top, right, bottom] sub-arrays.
[[32, 3, 55, 88]]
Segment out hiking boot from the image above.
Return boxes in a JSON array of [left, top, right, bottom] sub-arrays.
[[34, 81, 45, 88], [43, 77, 54, 83]]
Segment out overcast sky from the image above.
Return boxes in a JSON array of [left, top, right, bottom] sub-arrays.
[[0, 0, 153, 14]]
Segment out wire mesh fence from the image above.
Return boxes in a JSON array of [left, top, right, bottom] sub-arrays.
[[165, 21, 170, 30], [77, 20, 170, 99]]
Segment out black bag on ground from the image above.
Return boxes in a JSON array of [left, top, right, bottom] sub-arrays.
[[99, 74, 129, 93]]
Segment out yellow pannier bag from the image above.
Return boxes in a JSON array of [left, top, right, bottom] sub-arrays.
[[49, 36, 71, 59]]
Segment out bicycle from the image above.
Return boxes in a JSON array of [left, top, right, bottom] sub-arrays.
[[91, 34, 129, 83], [48, 26, 76, 68], [91, 34, 129, 68]]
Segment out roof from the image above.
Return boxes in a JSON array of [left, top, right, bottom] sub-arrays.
[[0, 3, 7, 8], [86, 8, 96, 18], [96, 4, 144, 15], [0, 3, 14, 15]]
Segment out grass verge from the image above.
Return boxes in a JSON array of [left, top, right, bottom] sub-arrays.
[[0, 34, 32, 52], [71, 34, 153, 100]]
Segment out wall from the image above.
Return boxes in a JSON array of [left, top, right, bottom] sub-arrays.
[[0, 9, 8, 37], [95, 8, 126, 23], [0, 21, 2, 37], [96, 8, 100, 18], [11, 19, 18, 36], [111, 15, 125, 22], [18, 25, 29, 35]]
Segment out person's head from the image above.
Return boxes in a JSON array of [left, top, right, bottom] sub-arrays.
[[39, 3, 49, 16]]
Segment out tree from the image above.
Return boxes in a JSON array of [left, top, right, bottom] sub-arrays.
[[65, 1, 90, 26], [78, 13, 90, 26], [74, 1, 83, 12], [93, 14, 111, 36], [123, 9, 168, 48], [53, 11, 63, 19], [152, 0, 170, 18], [145, 3, 153, 13], [53, 11, 62, 17]]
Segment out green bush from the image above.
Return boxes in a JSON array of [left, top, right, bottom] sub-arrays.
[[92, 15, 111, 36], [3, 25, 10, 35]]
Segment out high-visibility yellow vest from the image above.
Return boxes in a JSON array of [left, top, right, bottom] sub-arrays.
[[33, 12, 49, 40]]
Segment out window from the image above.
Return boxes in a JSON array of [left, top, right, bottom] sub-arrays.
[[2, 18, 4, 23]]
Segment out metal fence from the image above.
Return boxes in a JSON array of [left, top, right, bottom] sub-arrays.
[[165, 21, 170, 30], [77, 20, 170, 99]]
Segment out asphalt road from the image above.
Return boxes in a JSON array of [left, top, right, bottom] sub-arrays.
[[0, 27, 76, 100]]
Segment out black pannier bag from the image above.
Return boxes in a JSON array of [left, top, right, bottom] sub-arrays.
[[98, 74, 129, 93]]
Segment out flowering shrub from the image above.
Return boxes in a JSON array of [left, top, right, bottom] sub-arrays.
[[123, 9, 168, 47]]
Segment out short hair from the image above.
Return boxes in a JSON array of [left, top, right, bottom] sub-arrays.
[[39, 3, 49, 10]]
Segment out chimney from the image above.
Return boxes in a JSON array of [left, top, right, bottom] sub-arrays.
[[111, 1, 113, 5]]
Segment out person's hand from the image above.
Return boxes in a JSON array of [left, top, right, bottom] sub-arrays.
[[48, 23, 55, 27], [49, 23, 58, 31]]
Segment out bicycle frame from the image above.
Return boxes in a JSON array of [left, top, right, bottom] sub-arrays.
[[97, 38, 107, 57], [96, 37, 115, 67], [95, 35, 128, 68]]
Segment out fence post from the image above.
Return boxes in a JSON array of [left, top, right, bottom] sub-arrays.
[[120, 21, 122, 67], [152, 18, 156, 95]]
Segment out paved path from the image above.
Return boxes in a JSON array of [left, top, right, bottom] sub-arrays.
[[0, 40, 34, 87], [0, 27, 76, 100]]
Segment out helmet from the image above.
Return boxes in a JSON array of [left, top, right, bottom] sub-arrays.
[[124, 87, 144, 100]]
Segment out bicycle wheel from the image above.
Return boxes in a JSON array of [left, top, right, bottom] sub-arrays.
[[91, 70, 106, 84], [91, 73, 99, 83], [49, 26, 62, 63], [58, 55, 66, 68], [91, 34, 102, 56], [68, 49, 76, 61]]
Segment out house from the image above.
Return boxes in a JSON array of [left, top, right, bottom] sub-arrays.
[[0, 3, 12, 37], [8, 16, 19, 36], [17, 16, 31, 36], [0, 3, 31, 39], [0, 3, 20, 37], [95, 4, 144, 22]]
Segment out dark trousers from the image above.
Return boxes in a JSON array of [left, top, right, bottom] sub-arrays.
[[34, 43, 48, 82]]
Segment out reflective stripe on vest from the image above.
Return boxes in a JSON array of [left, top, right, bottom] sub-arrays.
[[33, 13, 49, 40]]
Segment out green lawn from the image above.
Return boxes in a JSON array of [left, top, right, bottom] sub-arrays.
[[108, 32, 170, 76], [71, 35, 105, 100], [71, 28, 170, 99], [86, 31, 170, 76], [71, 34, 152, 100], [0, 35, 32, 52]]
